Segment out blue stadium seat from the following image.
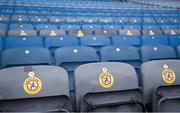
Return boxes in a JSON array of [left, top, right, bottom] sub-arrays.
[[45, 36, 79, 53], [99, 17, 113, 23], [0, 37, 2, 48], [143, 18, 156, 23], [68, 29, 93, 37], [101, 45, 141, 68], [103, 25, 122, 30], [2, 48, 51, 68], [95, 29, 118, 36], [141, 45, 176, 62], [82, 24, 102, 31], [39, 29, 66, 37], [30, 16, 48, 22], [164, 29, 180, 35], [35, 24, 57, 31], [160, 25, 178, 30], [169, 35, 180, 45], [177, 45, 180, 58], [66, 17, 82, 23], [0, 66, 72, 112], [142, 29, 163, 35], [141, 35, 169, 45], [114, 17, 129, 23], [112, 35, 141, 46], [156, 18, 170, 24], [49, 16, 66, 22], [143, 25, 160, 30], [5, 37, 43, 48], [0, 29, 6, 36], [119, 29, 141, 36], [55, 46, 99, 91], [80, 35, 111, 52], [123, 25, 141, 30], [82, 18, 98, 23], [11, 15, 29, 21], [129, 18, 142, 23], [0, 24, 8, 30], [60, 25, 81, 31], [0, 15, 10, 21], [9, 24, 34, 30], [8, 29, 37, 36]]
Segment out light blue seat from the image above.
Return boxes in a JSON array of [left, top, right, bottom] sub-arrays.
[[100, 45, 141, 68], [82, 24, 102, 31], [35, 24, 57, 31], [55, 46, 99, 91], [5, 37, 43, 48], [80, 35, 111, 52], [141, 45, 176, 62], [103, 25, 122, 30], [9, 24, 34, 30], [169, 35, 180, 45], [123, 25, 141, 30], [112, 35, 141, 46], [60, 25, 81, 31], [177, 45, 180, 59], [141, 35, 169, 45], [2, 48, 51, 68], [45, 36, 79, 53]]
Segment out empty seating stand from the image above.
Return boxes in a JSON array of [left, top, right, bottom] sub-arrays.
[[0, 0, 180, 112]]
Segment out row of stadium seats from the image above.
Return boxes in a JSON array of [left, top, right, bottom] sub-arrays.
[[0, 0, 179, 112], [0, 1, 177, 9], [0, 35, 179, 49], [2, 24, 180, 30], [0, 16, 180, 23], [129, 0, 180, 9], [0, 1, 178, 11], [0, 28, 179, 37], [1, 10, 179, 16], [1, 45, 180, 67], [0, 60, 179, 112], [0, 45, 180, 92]]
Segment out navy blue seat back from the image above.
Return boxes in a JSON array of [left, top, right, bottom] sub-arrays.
[[5, 37, 43, 48], [112, 35, 141, 46], [80, 35, 111, 52], [169, 35, 180, 45], [100, 45, 141, 68], [141, 35, 169, 45], [55, 46, 99, 91], [2, 48, 51, 68], [141, 45, 176, 62], [45, 36, 79, 53]]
